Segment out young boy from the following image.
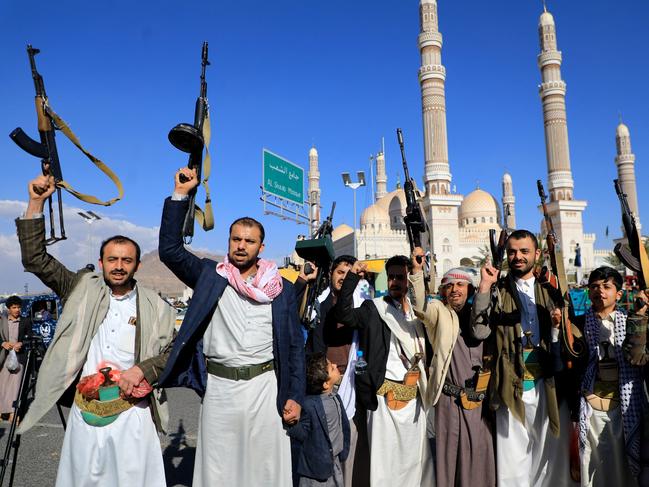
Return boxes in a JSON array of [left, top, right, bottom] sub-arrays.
[[576, 266, 646, 486], [289, 352, 350, 486]]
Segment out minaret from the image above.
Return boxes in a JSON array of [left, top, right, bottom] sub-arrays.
[[308, 147, 321, 235], [375, 151, 387, 201], [536, 6, 595, 272], [419, 0, 451, 196], [418, 0, 463, 278], [502, 172, 516, 229], [615, 122, 641, 229], [538, 7, 574, 201]]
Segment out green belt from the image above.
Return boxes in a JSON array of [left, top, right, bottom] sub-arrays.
[[206, 359, 274, 381]]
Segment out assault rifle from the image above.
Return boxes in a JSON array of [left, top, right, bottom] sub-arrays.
[[396, 128, 430, 288], [10, 45, 65, 244], [537, 180, 583, 362], [295, 203, 336, 329], [614, 179, 648, 292], [169, 41, 213, 244], [489, 203, 511, 270], [10, 45, 123, 245]]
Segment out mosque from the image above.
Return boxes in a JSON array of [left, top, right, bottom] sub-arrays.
[[304, 1, 640, 283]]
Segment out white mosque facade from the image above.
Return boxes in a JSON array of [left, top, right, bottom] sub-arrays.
[[305, 1, 642, 281]]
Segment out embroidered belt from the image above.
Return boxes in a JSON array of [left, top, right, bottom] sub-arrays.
[[207, 359, 274, 381], [74, 389, 138, 427], [442, 383, 487, 403], [377, 378, 418, 403]]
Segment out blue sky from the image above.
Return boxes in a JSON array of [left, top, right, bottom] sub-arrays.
[[0, 0, 647, 292]]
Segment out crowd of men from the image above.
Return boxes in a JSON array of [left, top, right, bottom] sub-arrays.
[[2, 167, 648, 487]]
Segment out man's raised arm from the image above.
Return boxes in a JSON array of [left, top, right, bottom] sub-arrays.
[[331, 261, 370, 329], [158, 167, 204, 289], [16, 174, 77, 299], [471, 262, 499, 341]]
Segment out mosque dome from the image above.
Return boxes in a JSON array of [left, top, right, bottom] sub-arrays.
[[539, 11, 554, 26], [360, 204, 390, 228], [459, 189, 501, 228], [332, 223, 353, 241], [616, 123, 630, 138], [309, 147, 318, 157], [376, 188, 406, 211]]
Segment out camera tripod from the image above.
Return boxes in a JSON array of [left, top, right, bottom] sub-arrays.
[[0, 336, 66, 487]]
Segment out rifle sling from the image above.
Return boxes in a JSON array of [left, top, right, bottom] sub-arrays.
[[193, 110, 214, 231], [45, 103, 123, 206]]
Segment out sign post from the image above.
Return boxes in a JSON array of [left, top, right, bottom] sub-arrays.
[[260, 148, 309, 226]]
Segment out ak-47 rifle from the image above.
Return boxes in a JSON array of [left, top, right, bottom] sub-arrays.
[[10, 45, 123, 245], [614, 179, 649, 295], [537, 180, 583, 362], [169, 42, 213, 244], [295, 203, 336, 329], [489, 203, 511, 270], [396, 128, 430, 286]]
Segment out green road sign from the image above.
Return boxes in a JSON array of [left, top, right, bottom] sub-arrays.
[[262, 149, 304, 204]]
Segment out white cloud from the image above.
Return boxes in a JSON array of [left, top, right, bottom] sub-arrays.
[[0, 200, 158, 294]]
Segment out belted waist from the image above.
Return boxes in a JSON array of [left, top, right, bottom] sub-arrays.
[[442, 383, 486, 402], [377, 378, 418, 402], [207, 359, 274, 381]]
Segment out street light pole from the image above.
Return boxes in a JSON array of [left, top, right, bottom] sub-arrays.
[[78, 211, 102, 266], [341, 171, 366, 258]]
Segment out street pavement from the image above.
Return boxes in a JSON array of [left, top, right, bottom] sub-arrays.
[[0, 388, 200, 487]]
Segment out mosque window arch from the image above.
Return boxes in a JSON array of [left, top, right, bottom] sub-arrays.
[[442, 238, 452, 253], [473, 218, 477, 224], [490, 217, 494, 223], [481, 217, 486, 223]]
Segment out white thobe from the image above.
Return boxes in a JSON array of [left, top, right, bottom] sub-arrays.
[[194, 285, 292, 487], [496, 278, 574, 487], [367, 304, 435, 487], [55, 288, 165, 487]]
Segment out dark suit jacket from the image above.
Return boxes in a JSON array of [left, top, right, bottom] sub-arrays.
[[331, 272, 393, 412], [288, 393, 350, 482], [157, 198, 305, 414]]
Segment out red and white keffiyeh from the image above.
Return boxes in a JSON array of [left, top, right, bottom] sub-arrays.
[[216, 256, 283, 303]]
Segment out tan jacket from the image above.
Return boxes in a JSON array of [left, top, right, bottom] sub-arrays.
[[15, 216, 176, 434], [409, 271, 460, 407]]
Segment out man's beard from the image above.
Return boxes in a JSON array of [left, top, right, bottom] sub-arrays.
[[229, 252, 258, 272], [103, 269, 136, 288], [448, 297, 466, 312], [509, 260, 533, 277]]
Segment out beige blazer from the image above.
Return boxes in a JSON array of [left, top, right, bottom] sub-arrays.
[[409, 271, 459, 407]]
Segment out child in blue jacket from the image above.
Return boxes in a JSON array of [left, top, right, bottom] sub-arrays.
[[289, 352, 350, 486]]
